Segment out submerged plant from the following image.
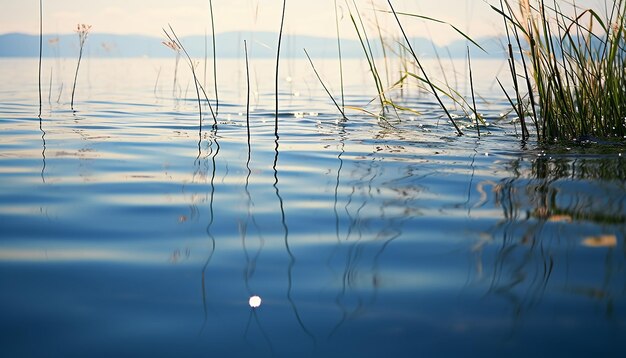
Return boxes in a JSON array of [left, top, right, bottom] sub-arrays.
[[494, 0, 626, 141], [70, 24, 91, 111]]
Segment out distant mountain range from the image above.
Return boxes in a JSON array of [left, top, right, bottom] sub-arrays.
[[0, 32, 508, 59]]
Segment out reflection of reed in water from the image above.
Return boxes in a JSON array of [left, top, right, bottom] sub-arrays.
[[200, 128, 220, 331], [39, 116, 47, 183], [329, 131, 409, 337], [273, 136, 317, 347], [472, 155, 626, 317]]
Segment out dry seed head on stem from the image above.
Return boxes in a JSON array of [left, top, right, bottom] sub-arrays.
[[162, 40, 181, 53], [76, 24, 92, 43]]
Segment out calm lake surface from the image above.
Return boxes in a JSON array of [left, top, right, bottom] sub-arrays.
[[1, 57, 625, 357]]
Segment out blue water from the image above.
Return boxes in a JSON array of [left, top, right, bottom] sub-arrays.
[[0, 58, 625, 357]]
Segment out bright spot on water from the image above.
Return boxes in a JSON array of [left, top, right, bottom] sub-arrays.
[[249, 295, 262, 308]]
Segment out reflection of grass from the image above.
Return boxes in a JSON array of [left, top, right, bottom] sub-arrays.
[[474, 154, 625, 317]]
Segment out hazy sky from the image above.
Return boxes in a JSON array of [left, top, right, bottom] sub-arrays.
[[1, 0, 507, 44]]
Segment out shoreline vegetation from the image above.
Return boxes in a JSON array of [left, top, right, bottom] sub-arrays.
[[26, 0, 626, 143]]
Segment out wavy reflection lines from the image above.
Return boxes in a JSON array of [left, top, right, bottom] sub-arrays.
[[329, 125, 404, 338], [39, 115, 47, 183], [273, 136, 317, 348], [241, 118, 273, 354], [200, 127, 219, 332], [470, 155, 626, 318]]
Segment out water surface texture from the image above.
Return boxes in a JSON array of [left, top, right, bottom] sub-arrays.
[[1, 58, 625, 357]]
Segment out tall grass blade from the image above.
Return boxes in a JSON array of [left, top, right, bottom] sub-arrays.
[[334, 0, 345, 111], [208, 0, 219, 115], [164, 26, 203, 132], [275, 0, 287, 139], [386, 0, 463, 135], [304, 49, 347, 119], [38, 0, 42, 117], [467, 47, 480, 137], [245, 40, 250, 143]]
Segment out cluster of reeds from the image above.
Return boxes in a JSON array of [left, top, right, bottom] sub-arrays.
[[496, 0, 626, 142]]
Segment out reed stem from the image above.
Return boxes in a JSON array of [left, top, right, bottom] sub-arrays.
[[38, 0, 42, 117], [275, 0, 286, 139]]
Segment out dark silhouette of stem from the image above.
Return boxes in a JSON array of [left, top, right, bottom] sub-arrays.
[[303, 48, 347, 119], [275, 0, 286, 138], [71, 25, 90, 111], [38, 0, 42, 117], [245, 40, 250, 143], [334, 0, 345, 110], [467, 47, 479, 137], [208, 0, 219, 115]]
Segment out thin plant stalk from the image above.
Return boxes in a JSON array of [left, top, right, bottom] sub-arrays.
[[70, 24, 91, 111], [48, 68, 52, 105], [304, 48, 347, 119], [500, 0, 529, 140], [371, 0, 391, 88], [173, 51, 180, 98], [163, 26, 203, 132], [38, 0, 42, 116], [334, 0, 345, 111], [347, 0, 387, 109], [245, 40, 250, 143], [209, 0, 219, 115], [467, 47, 479, 137], [275, 0, 286, 139], [204, 28, 207, 89]]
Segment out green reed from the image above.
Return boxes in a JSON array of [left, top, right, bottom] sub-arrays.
[[345, 0, 387, 110], [494, 0, 626, 141]]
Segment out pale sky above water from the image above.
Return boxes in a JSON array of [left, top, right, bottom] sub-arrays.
[[2, 0, 506, 45]]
